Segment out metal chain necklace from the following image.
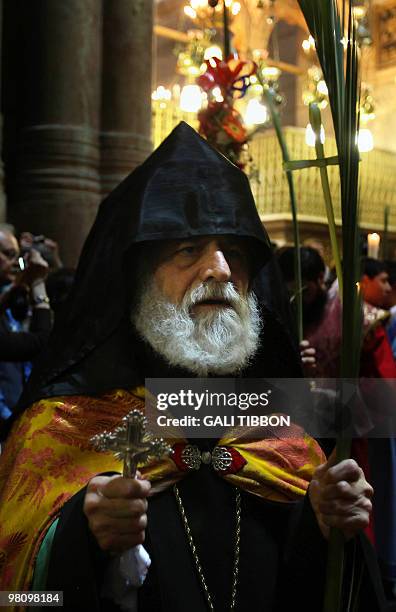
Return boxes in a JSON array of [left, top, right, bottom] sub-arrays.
[[173, 484, 241, 611]]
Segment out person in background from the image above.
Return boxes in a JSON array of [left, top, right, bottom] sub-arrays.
[[358, 258, 395, 378], [0, 225, 20, 292], [277, 246, 326, 376], [360, 258, 392, 310], [0, 226, 52, 436], [303, 237, 331, 285]]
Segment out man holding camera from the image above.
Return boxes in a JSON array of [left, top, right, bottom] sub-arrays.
[[0, 226, 51, 432]]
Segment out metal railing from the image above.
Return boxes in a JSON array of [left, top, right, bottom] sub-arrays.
[[152, 105, 396, 231]]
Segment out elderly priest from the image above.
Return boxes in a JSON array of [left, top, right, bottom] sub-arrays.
[[0, 123, 381, 611]]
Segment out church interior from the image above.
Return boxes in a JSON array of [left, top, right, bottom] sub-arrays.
[[2, 3, 396, 609]]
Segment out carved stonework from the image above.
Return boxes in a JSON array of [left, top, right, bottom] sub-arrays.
[[375, 1, 396, 67]]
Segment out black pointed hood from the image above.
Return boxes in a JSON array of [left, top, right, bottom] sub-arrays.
[[126, 121, 271, 248], [19, 122, 275, 407]]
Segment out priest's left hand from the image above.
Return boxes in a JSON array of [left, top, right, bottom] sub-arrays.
[[308, 451, 373, 540]]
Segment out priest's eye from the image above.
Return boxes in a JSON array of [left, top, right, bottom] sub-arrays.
[[225, 247, 245, 260], [177, 245, 197, 255]]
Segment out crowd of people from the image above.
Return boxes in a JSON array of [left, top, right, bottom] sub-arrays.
[[276, 245, 396, 601], [0, 122, 394, 611]]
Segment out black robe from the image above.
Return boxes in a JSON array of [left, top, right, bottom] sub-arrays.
[[45, 445, 386, 612], [44, 338, 386, 612]]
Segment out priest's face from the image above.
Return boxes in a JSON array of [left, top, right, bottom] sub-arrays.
[[153, 236, 250, 307], [132, 235, 261, 376]]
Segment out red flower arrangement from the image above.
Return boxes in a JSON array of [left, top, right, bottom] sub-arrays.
[[197, 56, 256, 168]]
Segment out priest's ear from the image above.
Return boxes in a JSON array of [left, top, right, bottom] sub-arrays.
[[123, 241, 162, 311]]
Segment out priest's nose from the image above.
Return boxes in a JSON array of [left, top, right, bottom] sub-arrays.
[[199, 247, 231, 283]]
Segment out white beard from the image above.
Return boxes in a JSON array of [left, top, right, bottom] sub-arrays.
[[131, 278, 262, 376]]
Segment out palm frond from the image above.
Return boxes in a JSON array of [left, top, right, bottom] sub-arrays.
[[298, 0, 362, 375], [297, 1, 362, 611], [309, 102, 343, 296]]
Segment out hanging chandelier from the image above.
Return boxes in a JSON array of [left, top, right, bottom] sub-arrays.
[[183, 0, 241, 27]]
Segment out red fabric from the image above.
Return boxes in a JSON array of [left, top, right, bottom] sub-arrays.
[[361, 325, 396, 379], [171, 443, 192, 472]]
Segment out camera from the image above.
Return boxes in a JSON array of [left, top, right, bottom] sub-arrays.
[[19, 235, 46, 271], [19, 234, 45, 257], [20, 234, 55, 267]]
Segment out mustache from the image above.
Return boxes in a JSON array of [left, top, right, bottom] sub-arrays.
[[182, 280, 242, 311]]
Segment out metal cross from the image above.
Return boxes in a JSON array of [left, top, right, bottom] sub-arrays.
[[90, 409, 172, 478]]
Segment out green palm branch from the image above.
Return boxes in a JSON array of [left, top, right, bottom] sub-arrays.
[[297, 1, 363, 611]]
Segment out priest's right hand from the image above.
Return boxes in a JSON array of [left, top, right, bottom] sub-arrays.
[[83, 474, 151, 553]]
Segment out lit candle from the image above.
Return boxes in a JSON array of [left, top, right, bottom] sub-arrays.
[[367, 232, 380, 259]]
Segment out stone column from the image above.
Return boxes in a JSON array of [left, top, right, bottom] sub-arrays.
[[101, 0, 153, 195], [0, 0, 6, 222], [10, 0, 102, 266]]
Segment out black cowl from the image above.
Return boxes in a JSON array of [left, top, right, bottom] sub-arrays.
[[18, 122, 298, 410]]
